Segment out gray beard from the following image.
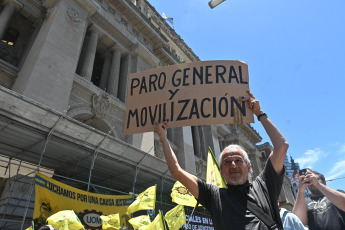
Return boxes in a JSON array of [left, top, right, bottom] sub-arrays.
[[228, 174, 247, 185]]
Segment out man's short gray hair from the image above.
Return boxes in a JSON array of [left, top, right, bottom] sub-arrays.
[[219, 144, 251, 168]]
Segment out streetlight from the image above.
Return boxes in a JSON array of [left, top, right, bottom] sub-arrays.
[[208, 0, 226, 9]]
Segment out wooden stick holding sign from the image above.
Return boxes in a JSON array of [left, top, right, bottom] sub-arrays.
[[124, 60, 254, 135]]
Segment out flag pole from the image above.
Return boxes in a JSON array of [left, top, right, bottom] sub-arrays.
[[185, 202, 198, 230], [160, 210, 167, 230]]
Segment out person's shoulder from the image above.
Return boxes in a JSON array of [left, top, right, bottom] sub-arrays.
[[260, 157, 275, 175]]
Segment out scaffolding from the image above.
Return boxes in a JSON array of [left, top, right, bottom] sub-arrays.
[[0, 87, 187, 229], [0, 77, 295, 230]]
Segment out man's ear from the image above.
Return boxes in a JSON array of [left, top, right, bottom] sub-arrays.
[[247, 162, 252, 173]]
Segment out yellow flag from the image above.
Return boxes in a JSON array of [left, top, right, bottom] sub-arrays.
[[128, 215, 151, 230], [25, 227, 33, 230], [164, 205, 186, 230], [140, 211, 166, 230], [206, 148, 227, 188], [47, 210, 84, 230], [100, 213, 121, 229], [171, 181, 197, 207], [126, 185, 156, 215]]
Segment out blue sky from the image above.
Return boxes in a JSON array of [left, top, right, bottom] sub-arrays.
[[149, 0, 345, 191]]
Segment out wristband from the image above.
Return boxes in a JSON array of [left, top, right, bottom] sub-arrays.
[[257, 113, 267, 121]]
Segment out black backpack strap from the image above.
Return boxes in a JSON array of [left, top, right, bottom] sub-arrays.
[[246, 199, 283, 230]]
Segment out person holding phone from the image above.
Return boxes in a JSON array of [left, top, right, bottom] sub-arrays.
[[292, 169, 345, 230], [154, 92, 289, 230]]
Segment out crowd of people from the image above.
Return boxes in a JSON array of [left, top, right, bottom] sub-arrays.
[[33, 92, 345, 230]]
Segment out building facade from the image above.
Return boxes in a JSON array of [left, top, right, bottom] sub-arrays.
[[284, 155, 301, 198], [0, 0, 295, 229]]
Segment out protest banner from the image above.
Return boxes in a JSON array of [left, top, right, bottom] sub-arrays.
[[181, 212, 214, 230], [124, 60, 253, 135], [33, 172, 132, 229]]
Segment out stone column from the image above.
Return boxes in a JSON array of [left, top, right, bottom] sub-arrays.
[[173, 126, 197, 174], [107, 49, 121, 97], [192, 126, 201, 158], [99, 54, 111, 90], [12, 1, 88, 112], [204, 125, 221, 159], [198, 125, 207, 159], [79, 29, 99, 81], [118, 54, 131, 103], [0, 3, 16, 40]]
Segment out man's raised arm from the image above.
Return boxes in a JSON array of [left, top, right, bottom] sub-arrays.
[[154, 122, 199, 198], [292, 175, 309, 225], [247, 92, 289, 174]]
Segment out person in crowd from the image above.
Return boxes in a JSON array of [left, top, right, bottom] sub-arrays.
[[292, 169, 345, 230], [154, 92, 289, 229]]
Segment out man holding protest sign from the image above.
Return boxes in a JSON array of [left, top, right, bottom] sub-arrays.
[[154, 92, 289, 230]]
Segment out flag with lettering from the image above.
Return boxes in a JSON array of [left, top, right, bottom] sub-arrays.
[[171, 181, 197, 207], [33, 172, 132, 229], [164, 204, 186, 230], [100, 213, 121, 229], [206, 147, 227, 188], [126, 185, 156, 216], [140, 210, 166, 230], [129, 215, 151, 230]]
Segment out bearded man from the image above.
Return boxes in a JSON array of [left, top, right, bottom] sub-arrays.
[[292, 170, 345, 230]]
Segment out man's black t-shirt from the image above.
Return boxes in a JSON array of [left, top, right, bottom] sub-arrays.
[[197, 158, 284, 230], [306, 194, 345, 230]]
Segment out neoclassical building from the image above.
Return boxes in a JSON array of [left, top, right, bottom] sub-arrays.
[[0, 0, 295, 229]]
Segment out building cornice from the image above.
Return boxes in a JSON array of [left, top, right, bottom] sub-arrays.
[[144, 0, 200, 62]]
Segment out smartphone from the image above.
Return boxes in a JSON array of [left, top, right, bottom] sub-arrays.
[[299, 169, 307, 176], [299, 169, 310, 183]]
